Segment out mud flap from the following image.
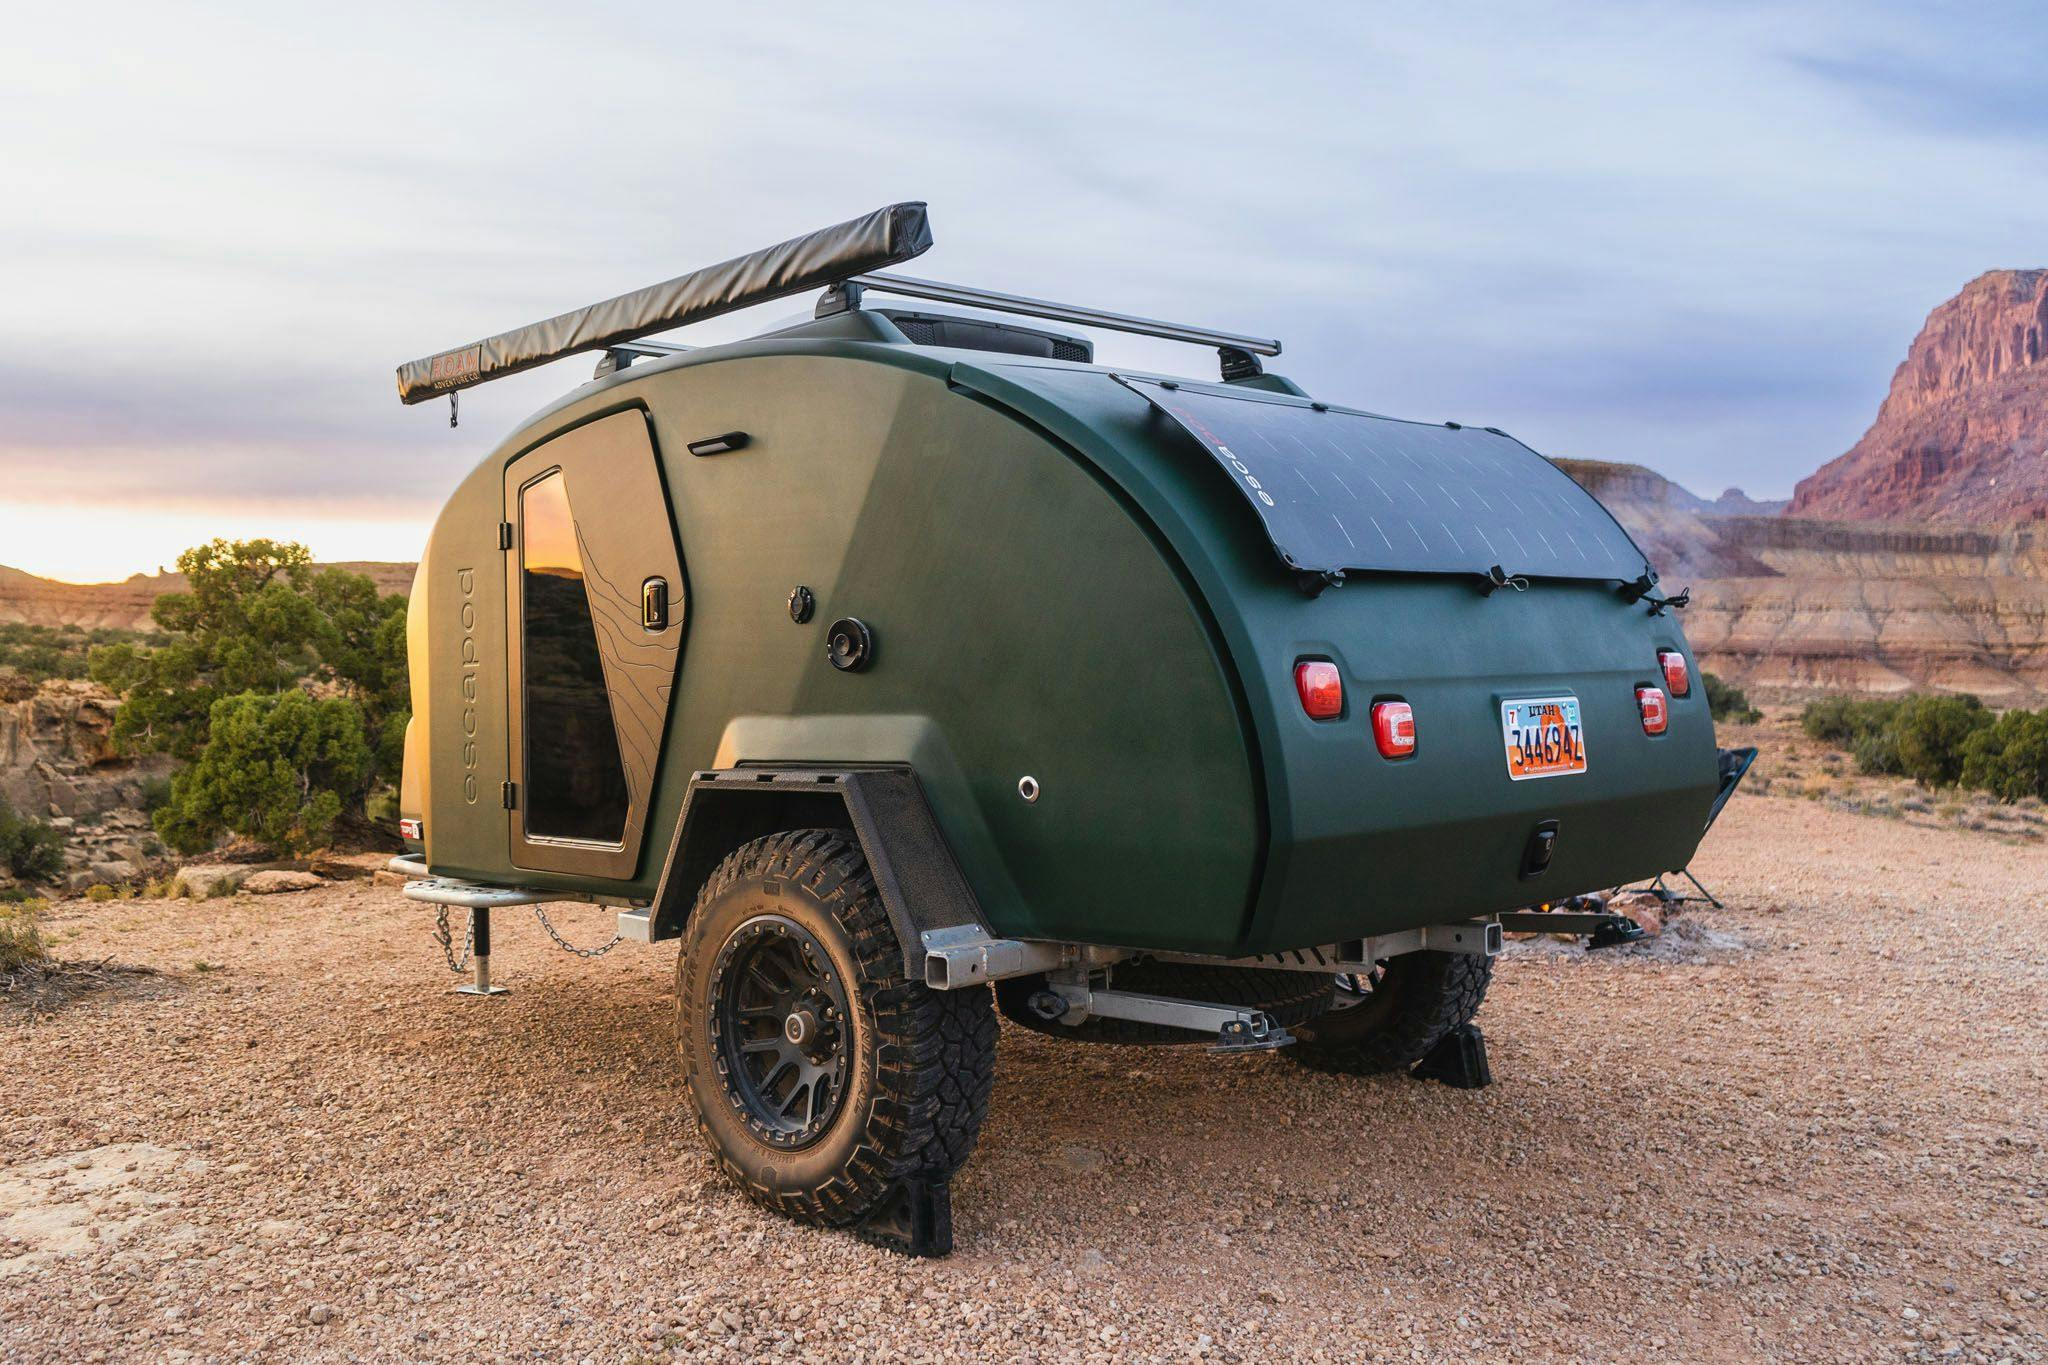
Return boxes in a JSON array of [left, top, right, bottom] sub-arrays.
[[854, 1176, 953, 1257], [1411, 1022, 1493, 1089]]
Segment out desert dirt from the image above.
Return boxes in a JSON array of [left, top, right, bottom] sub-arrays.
[[3, 787, 2045, 1363]]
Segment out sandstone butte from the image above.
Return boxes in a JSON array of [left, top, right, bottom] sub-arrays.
[[1792, 268, 2048, 523]]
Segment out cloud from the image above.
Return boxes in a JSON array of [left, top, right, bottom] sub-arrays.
[[2, 0, 2044, 575]]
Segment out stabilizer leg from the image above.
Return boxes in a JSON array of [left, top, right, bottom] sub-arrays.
[[454, 906, 509, 997]]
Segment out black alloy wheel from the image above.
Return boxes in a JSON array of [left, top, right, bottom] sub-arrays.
[[709, 915, 852, 1149]]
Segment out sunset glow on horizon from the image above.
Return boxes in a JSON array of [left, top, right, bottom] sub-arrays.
[[0, 499, 430, 584]]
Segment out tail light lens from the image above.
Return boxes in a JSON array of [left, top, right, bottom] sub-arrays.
[[1371, 700, 1417, 758], [1657, 649, 1690, 697], [1636, 686, 1669, 735], [1294, 660, 1343, 720], [398, 817, 424, 841]]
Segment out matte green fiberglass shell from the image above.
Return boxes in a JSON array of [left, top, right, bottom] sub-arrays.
[[408, 321, 1719, 958], [413, 331, 1262, 955]]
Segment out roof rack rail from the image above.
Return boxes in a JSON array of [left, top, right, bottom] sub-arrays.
[[822, 273, 1282, 379], [396, 202, 933, 405]]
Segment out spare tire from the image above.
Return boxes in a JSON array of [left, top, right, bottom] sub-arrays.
[[1286, 950, 1493, 1075], [996, 960, 1335, 1045]]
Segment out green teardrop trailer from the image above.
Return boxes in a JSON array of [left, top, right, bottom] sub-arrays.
[[391, 203, 1725, 1254]]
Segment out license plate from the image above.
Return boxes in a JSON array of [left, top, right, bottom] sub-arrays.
[[1501, 696, 1587, 781]]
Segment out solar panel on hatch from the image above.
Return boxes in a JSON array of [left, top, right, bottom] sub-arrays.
[[1118, 376, 1651, 583]]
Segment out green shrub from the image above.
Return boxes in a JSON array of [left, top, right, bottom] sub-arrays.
[[1889, 694, 1991, 788], [0, 796, 67, 884], [88, 539, 409, 856], [138, 774, 174, 813], [0, 898, 48, 972], [1959, 709, 2048, 802], [1800, 695, 1901, 747], [1701, 672, 1761, 724], [0, 623, 148, 683], [83, 883, 119, 902], [1850, 725, 1904, 776], [152, 689, 373, 855]]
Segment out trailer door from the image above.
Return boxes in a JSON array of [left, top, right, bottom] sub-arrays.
[[502, 410, 683, 879]]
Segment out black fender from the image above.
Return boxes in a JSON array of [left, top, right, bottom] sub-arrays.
[[647, 766, 986, 979]]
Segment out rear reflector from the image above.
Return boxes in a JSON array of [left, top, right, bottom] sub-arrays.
[[1636, 687, 1669, 735], [1371, 700, 1417, 758], [399, 817, 424, 841], [1294, 660, 1343, 719], [1657, 649, 1690, 697]]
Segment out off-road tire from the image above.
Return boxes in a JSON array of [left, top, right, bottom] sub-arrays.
[[1285, 950, 1493, 1075], [995, 960, 1336, 1046], [676, 829, 998, 1228]]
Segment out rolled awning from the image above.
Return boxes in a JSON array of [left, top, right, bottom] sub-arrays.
[[396, 201, 934, 404]]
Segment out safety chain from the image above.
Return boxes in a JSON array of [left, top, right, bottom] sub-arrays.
[[432, 903, 475, 974], [533, 905, 624, 959], [432, 902, 623, 969]]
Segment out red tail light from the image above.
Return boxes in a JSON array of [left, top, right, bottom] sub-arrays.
[[1294, 660, 1343, 720], [1371, 700, 1417, 758], [1636, 686, 1669, 735], [1657, 649, 1690, 697]]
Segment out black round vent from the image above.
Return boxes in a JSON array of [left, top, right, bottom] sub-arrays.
[[826, 617, 873, 672]]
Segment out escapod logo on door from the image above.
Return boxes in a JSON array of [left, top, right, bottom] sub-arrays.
[[457, 566, 480, 804]]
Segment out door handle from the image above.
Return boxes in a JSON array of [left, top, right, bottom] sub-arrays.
[[641, 577, 669, 631]]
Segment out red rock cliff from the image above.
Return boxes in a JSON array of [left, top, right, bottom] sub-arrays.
[[1791, 269, 2048, 523]]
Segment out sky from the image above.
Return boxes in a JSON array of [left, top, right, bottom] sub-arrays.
[[3, 1, 2044, 581]]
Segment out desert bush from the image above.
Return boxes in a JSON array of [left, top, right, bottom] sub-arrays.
[[1701, 672, 1761, 724], [83, 883, 119, 902], [138, 774, 174, 813], [1800, 695, 1901, 748], [0, 623, 148, 683], [0, 796, 67, 884], [0, 898, 48, 972], [1889, 694, 1991, 787], [89, 539, 409, 853], [1959, 708, 2048, 802], [152, 689, 373, 855], [1850, 725, 1904, 776], [1802, 690, 2048, 803]]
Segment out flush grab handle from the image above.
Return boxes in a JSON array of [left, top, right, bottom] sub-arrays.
[[642, 578, 669, 632]]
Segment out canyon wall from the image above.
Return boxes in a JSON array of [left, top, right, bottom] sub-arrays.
[[1791, 269, 2048, 523], [1571, 465, 2048, 705], [0, 562, 416, 631]]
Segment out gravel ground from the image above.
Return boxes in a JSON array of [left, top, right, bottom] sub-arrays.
[[2, 791, 2045, 1363]]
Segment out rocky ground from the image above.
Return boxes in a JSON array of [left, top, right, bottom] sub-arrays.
[[2, 790, 2045, 1363]]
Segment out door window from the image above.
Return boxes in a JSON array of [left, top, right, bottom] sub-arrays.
[[519, 469, 629, 843]]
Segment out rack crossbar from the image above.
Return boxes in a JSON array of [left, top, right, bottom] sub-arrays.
[[849, 272, 1281, 358]]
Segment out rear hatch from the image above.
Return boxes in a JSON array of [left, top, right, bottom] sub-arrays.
[[1117, 376, 1721, 948], [1253, 574, 1717, 946]]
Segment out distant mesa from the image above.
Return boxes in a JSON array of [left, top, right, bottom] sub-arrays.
[[0, 562, 415, 632], [1791, 269, 2048, 523]]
